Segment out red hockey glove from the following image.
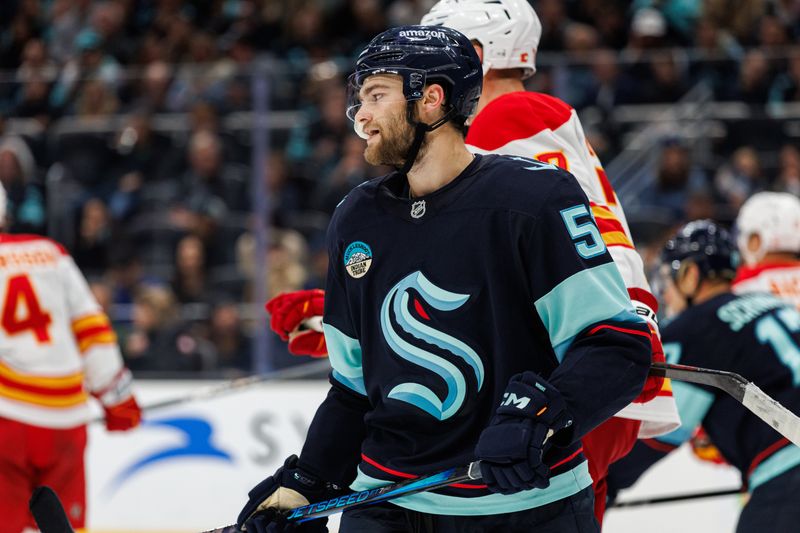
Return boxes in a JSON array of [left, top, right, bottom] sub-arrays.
[[93, 368, 142, 431], [265, 290, 328, 358], [629, 289, 665, 403], [103, 396, 142, 431]]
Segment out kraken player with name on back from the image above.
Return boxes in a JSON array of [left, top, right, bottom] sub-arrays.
[[607, 220, 800, 533], [237, 26, 651, 533], [266, 0, 679, 525]]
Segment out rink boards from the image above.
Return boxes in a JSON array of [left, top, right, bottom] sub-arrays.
[[86, 379, 743, 532]]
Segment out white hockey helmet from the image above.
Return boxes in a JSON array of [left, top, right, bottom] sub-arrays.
[[421, 0, 542, 79], [736, 192, 800, 265]]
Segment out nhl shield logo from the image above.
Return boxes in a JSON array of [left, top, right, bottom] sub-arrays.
[[410, 200, 426, 219]]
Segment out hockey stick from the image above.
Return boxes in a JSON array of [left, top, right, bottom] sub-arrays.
[[91, 358, 331, 424], [202, 461, 483, 533], [611, 487, 744, 509], [650, 362, 800, 447], [29, 486, 75, 533]]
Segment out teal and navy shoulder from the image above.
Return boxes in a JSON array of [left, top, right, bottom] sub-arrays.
[[469, 154, 589, 217]]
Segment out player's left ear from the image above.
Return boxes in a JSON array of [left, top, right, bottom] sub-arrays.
[[676, 261, 701, 297], [419, 83, 447, 120]]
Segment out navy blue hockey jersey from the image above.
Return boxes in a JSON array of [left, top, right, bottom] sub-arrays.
[[300, 154, 651, 515], [611, 291, 800, 494]]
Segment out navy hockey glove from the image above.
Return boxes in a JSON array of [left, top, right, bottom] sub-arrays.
[[237, 455, 343, 533], [475, 372, 573, 494]]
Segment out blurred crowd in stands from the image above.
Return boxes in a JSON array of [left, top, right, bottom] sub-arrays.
[[0, 0, 799, 374]]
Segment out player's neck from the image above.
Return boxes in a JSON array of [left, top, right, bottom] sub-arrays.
[[758, 253, 800, 265], [473, 74, 525, 117], [406, 129, 475, 198], [693, 281, 731, 304]]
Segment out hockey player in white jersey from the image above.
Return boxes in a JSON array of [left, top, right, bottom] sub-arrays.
[[0, 182, 141, 532], [733, 192, 800, 308]]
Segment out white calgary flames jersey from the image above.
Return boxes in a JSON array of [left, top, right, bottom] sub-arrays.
[[0, 234, 124, 428], [733, 261, 800, 309], [467, 91, 680, 437]]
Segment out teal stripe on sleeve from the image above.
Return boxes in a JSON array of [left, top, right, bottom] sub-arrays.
[[656, 381, 714, 446], [534, 262, 642, 361], [350, 461, 592, 515], [323, 322, 366, 395], [749, 444, 800, 491]]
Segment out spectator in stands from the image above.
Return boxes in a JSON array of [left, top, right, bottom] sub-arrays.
[[690, 16, 743, 100], [44, 0, 91, 65], [640, 50, 688, 103], [124, 284, 215, 373], [171, 234, 209, 305], [125, 60, 174, 114], [640, 138, 709, 222], [50, 28, 121, 114], [769, 50, 800, 105], [704, 0, 765, 46], [0, 135, 44, 234], [714, 146, 766, 211], [734, 50, 774, 103], [535, 0, 570, 51], [775, 144, 800, 196], [207, 299, 252, 374], [181, 129, 248, 213], [72, 197, 112, 278]]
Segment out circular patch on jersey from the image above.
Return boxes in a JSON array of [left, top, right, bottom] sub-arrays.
[[344, 241, 373, 279]]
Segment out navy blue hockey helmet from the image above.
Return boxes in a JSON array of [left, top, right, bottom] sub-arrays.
[[346, 25, 482, 126], [662, 220, 738, 282]]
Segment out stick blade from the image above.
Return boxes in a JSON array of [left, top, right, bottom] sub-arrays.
[[743, 383, 800, 447], [29, 486, 74, 533]]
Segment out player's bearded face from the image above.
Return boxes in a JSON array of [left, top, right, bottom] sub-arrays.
[[363, 102, 417, 167]]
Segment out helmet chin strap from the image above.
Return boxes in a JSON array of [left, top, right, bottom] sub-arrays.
[[398, 103, 456, 176]]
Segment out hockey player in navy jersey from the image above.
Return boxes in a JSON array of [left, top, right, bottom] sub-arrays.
[[237, 26, 651, 533], [607, 220, 800, 533]]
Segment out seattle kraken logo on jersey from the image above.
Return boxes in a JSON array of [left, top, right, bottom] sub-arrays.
[[380, 271, 484, 420]]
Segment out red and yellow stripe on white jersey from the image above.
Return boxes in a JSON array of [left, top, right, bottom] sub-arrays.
[[733, 261, 800, 310], [466, 92, 679, 437], [0, 234, 124, 428]]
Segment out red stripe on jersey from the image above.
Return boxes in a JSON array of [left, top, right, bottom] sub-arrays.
[[595, 167, 617, 206], [0, 234, 68, 254], [642, 438, 678, 453], [361, 454, 416, 479], [74, 324, 113, 342], [627, 288, 659, 313], [0, 372, 84, 397], [733, 262, 800, 285], [360, 454, 488, 489], [549, 446, 584, 470], [594, 216, 626, 235], [747, 438, 790, 478], [588, 324, 651, 339], [466, 92, 573, 152]]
